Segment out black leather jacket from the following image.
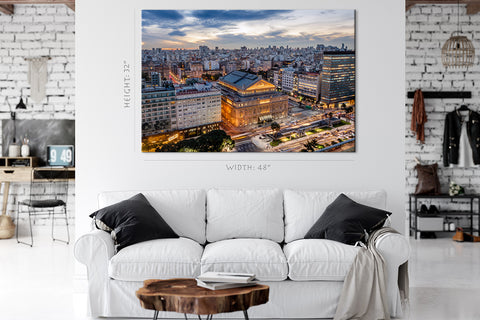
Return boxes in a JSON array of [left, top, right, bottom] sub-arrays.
[[443, 110, 480, 167]]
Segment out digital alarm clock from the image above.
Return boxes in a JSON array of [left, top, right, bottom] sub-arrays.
[[47, 145, 74, 167]]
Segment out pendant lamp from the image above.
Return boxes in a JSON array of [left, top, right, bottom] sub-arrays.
[[441, 0, 475, 68]]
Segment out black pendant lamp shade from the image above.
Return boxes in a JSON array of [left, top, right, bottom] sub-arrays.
[[16, 97, 27, 110]]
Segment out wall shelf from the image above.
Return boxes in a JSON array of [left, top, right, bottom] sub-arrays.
[[406, 91, 472, 99]]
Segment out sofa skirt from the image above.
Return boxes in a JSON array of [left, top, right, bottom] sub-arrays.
[[102, 279, 344, 318]]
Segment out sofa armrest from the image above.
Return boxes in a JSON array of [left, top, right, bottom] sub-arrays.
[[374, 232, 410, 318], [74, 229, 115, 317]]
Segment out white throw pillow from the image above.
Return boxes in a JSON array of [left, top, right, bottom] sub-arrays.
[[98, 189, 206, 244], [206, 188, 284, 242], [283, 190, 387, 243]]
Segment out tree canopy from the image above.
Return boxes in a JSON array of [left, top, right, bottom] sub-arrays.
[[157, 130, 235, 152]]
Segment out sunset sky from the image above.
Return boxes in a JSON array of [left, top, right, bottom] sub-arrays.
[[142, 10, 355, 50]]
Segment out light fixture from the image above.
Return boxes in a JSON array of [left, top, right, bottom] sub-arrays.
[[441, 0, 475, 68], [16, 97, 26, 110]]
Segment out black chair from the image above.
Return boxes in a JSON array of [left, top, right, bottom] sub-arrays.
[[16, 167, 70, 247]]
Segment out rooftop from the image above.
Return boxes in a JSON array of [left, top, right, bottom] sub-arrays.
[[323, 50, 355, 56], [142, 86, 175, 93], [220, 71, 260, 90]]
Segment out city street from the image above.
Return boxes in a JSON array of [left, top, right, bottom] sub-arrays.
[[226, 106, 355, 152]]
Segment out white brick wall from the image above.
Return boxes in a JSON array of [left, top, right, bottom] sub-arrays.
[[0, 4, 75, 224], [406, 4, 480, 228]]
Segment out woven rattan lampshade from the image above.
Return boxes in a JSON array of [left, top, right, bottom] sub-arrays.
[[442, 33, 475, 68]]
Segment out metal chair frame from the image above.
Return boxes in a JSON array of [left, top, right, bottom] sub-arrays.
[[16, 167, 70, 247]]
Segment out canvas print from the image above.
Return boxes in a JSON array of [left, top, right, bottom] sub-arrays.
[[141, 10, 355, 152]]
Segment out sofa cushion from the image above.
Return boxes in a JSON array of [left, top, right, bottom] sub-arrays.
[[201, 239, 288, 281], [108, 237, 203, 281], [206, 189, 284, 242], [284, 239, 361, 281], [98, 190, 206, 244], [284, 190, 387, 243]]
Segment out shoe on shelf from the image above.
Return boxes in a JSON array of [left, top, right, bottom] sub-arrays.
[[428, 205, 439, 214], [452, 227, 464, 242], [420, 231, 436, 239], [420, 204, 428, 214]]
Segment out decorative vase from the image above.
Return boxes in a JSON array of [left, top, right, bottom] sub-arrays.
[[0, 214, 15, 239], [21, 144, 30, 157], [8, 144, 20, 157]]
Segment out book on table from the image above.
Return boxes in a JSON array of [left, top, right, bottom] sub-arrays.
[[196, 279, 258, 290], [196, 272, 258, 290], [197, 272, 256, 284]]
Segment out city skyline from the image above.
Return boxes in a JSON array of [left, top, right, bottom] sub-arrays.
[[142, 10, 355, 50]]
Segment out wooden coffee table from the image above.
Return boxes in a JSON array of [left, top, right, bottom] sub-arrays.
[[136, 278, 269, 320]]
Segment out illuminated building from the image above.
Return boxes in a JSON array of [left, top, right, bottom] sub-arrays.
[[218, 71, 288, 127], [141, 86, 176, 137], [141, 83, 221, 139], [298, 73, 321, 100], [273, 68, 282, 89], [281, 67, 296, 92], [187, 62, 203, 78], [320, 51, 355, 107], [174, 83, 221, 137]]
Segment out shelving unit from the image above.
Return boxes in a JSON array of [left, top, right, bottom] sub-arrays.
[[409, 194, 480, 239]]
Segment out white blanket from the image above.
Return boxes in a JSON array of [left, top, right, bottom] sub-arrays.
[[334, 227, 409, 320]]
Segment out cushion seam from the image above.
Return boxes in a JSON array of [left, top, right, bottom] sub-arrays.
[[200, 261, 286, 264], [112, 261, 200, 264]]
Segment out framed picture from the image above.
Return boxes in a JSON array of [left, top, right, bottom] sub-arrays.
[[141, 10, 355, 153]]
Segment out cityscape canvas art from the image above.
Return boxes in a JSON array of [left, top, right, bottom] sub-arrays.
[[141, 10, 355, 152]]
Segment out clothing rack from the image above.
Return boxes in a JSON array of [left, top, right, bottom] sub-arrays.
[[407, 91, 472, 99], [24, 56, 51, 61]]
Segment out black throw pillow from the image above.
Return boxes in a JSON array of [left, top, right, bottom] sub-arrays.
[[304, 193, 391, 245], [89, 193, 178, 251]]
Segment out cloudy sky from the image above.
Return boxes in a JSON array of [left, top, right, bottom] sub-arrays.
[[142, 10, 355, 50]]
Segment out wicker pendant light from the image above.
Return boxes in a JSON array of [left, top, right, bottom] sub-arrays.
[[441, 0, 475, 68]]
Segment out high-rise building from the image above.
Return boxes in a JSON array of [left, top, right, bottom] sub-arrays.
[[218, 71, 288, 127], [142, 83, 222, 140], [281, 67, 296, 92], [188, 62, 203, 78], [273, 68, 282, 89], [174, 83, 221, 137], [151, 72, 160, 86], [298, 72, 321, 100], [204, 60, 220, 71], [141, 86, 176, 137], [226, 62, 237, 74], [199, 46, 209, 56], [320, 51, 355, 107]]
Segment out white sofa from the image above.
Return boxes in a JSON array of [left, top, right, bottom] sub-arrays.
[[74, 189, 410, 319]]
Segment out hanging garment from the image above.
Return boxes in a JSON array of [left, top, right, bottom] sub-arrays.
[[452, 112, 476, 168], [443, 109, 480, 167], [411, 89, 427, 143], [27, 57, 49, 103]]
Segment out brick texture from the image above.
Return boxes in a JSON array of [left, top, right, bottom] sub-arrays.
[[406, 4, 480, 229], [0, 4, 75, 224]]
